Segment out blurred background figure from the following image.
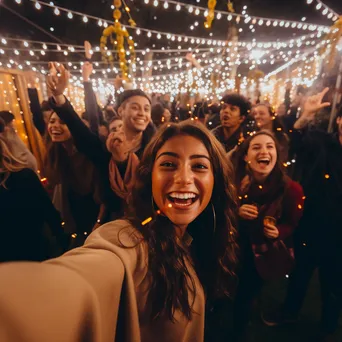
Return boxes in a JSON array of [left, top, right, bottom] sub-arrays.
[[151, 103, 171, 128], [0, 117, 66, 262], [0, 111, 38, 173]]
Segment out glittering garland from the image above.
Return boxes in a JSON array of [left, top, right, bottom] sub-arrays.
[[204, 0, 234, 28], [100, 0, 136, 80], [204, 0, 217, 29]]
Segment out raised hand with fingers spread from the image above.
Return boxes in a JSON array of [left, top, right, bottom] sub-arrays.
[[294, 87, 331, 130], [46, 62, 70, 98], [303, 87, 331, 116]]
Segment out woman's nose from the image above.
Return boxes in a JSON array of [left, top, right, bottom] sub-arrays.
[[174, 165, 193, 185]]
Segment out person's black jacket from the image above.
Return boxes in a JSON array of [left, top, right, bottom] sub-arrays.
[[0, 169, 65, 262], [290, 128, 342, 252]]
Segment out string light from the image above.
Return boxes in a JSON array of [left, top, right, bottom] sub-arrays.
[[140, 0, 330, 32], [2, 1, 332, 99], [306, 0, 339, 21], [10, 0, 329, 50]]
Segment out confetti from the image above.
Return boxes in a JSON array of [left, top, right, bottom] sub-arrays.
[[141, 217, 152, 226]]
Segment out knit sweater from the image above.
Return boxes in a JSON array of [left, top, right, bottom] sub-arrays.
[[0, 220, 205, 342]]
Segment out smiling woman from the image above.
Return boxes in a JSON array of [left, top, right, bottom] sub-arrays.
[[0, 121, 238, 342], [231, 130, 304, 337]]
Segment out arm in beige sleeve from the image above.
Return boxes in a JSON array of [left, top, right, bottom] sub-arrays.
[[0, 241, 125, 342]]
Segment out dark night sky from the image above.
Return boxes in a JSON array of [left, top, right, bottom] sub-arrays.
[[0, 0, 341, 76]]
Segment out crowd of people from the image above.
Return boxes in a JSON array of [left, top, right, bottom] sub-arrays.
[[0, 59, 341, 342]]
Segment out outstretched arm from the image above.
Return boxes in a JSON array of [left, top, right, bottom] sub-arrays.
[[26, 72, 46, 136], [82, 61, 99, 135], [47, 62, 109, 167]]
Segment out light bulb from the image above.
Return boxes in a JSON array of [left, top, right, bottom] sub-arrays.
[[163, 2, 168, 9], [35, 1, 41, 10], [83, 16, 88, 23], [54, 7, 60, 15], [67, 12, 73, 19], [176, 4, 181, 11]]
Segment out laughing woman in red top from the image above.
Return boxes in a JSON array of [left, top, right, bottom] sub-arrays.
[[231, 130, 304, 339]]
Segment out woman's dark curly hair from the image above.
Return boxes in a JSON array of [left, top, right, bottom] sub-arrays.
[[127, 121, 238, 322]]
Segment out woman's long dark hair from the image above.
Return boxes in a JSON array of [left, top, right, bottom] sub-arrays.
[[233, 130, 287, 194], [44, 138, 74, 186], [128, 121, 238, 322], [43, 114, 74, 187]]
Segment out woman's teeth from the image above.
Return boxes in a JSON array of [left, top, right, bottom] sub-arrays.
[[167, 192, 198, 207], [169, 192, 196, 200]]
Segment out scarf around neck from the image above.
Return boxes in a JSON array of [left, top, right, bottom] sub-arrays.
[[108, 153, 140, 200]]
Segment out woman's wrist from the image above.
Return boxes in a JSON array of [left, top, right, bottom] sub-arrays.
[[53, 94, 66, 106]]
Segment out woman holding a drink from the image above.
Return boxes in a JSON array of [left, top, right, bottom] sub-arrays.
[[231, 130, 304, 338]]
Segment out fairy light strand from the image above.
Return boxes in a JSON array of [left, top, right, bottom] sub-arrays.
[[306, 0, 339, 21], [141, 0, 331, 32]]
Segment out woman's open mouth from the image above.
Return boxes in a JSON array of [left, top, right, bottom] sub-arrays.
[[257, 158, 271, 166], [51, 130, 63, 136], [167, 192, 199, 208]]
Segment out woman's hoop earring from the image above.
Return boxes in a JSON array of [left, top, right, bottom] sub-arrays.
[[211, 202, 216, 235], [151, 195, 165, 216]]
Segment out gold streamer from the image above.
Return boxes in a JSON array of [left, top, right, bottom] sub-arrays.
[[204, 0, 217, 29]]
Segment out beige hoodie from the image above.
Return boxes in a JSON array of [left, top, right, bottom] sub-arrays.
[[0, 220, 205, 342]]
